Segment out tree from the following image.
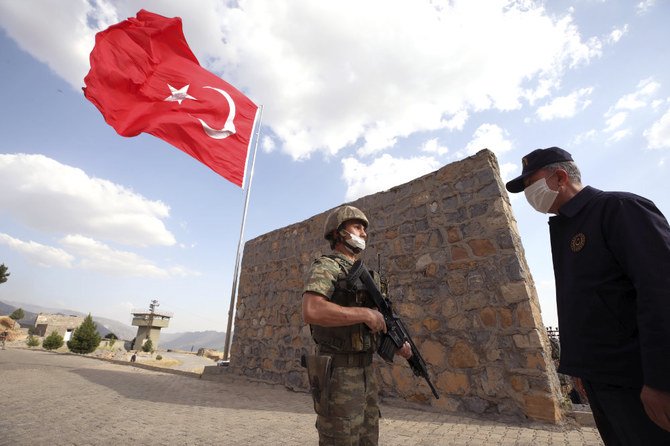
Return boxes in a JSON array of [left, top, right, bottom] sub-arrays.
[[0, 263, 9, 284], [67, 314, 101, 354], [42, 331, 64, 350], [26, 335, 39, 347], [142, 338, 153, 353], [9, 308, 25, 321]]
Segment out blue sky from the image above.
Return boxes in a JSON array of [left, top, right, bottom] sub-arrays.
[[0, 0, 669, 333]]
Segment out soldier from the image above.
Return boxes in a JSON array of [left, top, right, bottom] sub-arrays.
[[302, 205, 411, 445]]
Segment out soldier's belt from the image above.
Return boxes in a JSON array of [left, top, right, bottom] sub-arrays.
[[327, 352, 372, 368]]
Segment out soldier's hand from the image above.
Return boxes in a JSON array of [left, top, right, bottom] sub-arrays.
[[398, 341, 412, 359], [365, 309, 387, 334]]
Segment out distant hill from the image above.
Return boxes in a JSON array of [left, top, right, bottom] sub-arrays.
[[0, 300, 135, 340], [0, 300, 38, 326], [160, 330, 227, 352], [0, 300, 226, 351]]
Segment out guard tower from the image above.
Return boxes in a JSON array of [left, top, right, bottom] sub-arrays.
[[131, 299, 172, 351]]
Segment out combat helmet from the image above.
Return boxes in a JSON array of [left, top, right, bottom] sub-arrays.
[[323, 205, 369, 241]]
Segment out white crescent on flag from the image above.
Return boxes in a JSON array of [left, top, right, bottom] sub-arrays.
[[198, 86, 237, 140]]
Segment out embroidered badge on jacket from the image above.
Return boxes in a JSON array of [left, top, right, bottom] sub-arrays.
[[570, 233, 586, 252]]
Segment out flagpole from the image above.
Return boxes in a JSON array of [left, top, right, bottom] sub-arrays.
[[223, 105, 264, 361]]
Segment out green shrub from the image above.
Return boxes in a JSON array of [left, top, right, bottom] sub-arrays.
[[26, 335, 39, 347], [42, 331, 64, 350], [142, 338, 153, 353], [156, 354, 162, 360]]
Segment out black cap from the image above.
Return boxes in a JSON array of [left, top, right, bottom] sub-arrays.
[[505, 147, 573, 193]]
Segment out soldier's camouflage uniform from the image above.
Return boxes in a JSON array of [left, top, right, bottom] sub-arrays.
[[304, 252, 381, 446]]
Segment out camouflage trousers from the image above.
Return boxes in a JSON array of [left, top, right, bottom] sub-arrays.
[[316, 364, 379, 446]]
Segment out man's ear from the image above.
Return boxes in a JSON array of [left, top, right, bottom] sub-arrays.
[[556, 169, 569, 186]]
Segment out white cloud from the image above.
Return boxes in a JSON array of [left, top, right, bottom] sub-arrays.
[[442, 111, 469, 132], [651, 99, 665, 111], [0, 1, 601, 160], [607, 128, 632, 143], [461, 123, 513, 157], [342, 154, 441, 201], [572, 129, 598, 146], [262, 136, 276, 153], [613, 78, 660, 111], [420, 138, 449, 156], [499, 162, 518, 183], [599, 78, 660, 141], [637, 0, 656, 15], [0, 0, 117, 90], [0, 231, 196, 277], [607, 25, 628, 44], [0, 233, 74, 268], [603, 111, 628, 133], [644, 108, 670, 149], [166, 266, 202, 278], [0, 154, 175, 247], [60, 234, 197, 278], [536, 87, 593, 121]]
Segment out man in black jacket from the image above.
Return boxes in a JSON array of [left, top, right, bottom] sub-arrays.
[[506, 147, 670, 445]]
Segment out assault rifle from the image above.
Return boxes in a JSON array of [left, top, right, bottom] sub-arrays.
[[348, 259, 440, 399]]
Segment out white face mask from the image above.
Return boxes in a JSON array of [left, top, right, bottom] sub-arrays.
[[524, 175, 558, 213], [341, 230, 366, 251]]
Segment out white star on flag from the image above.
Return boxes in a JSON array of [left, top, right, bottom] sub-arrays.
[[164, 84, 196, 104]]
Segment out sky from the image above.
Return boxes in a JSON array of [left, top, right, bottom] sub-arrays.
[[0, 0, 669, 334]]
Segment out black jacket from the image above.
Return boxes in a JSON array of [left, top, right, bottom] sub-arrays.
[[549, 186, 670, 390]]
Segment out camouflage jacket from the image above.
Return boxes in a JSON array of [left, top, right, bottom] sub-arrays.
[[304, 252, 380, 354]]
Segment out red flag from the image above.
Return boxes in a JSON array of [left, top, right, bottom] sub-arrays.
[[83, 10, 258, 187]]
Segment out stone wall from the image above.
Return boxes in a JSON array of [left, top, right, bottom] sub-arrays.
[[228, 149, 563, 423]]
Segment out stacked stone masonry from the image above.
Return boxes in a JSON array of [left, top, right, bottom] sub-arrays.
[[228, 149, 564, 423]]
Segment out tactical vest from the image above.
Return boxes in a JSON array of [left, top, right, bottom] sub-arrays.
[[310, 255, 380, 354]]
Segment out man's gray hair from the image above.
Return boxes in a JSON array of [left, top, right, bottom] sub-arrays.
[[546, 161, 582, 184]]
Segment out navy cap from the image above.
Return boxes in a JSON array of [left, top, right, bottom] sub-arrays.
[[505, 147, 573, 193]]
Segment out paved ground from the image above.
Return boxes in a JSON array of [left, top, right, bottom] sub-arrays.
[[0, 349, 604, 445]]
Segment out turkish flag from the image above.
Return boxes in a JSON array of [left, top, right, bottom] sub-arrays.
[[83, 10, 258, 187]]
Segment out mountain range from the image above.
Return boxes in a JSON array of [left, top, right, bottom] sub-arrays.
[[0, 300, 226, 351]]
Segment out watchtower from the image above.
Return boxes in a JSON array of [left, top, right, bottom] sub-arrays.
[[131, 299, 172, 351]]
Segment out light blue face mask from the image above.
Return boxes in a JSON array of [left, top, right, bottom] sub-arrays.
[[524, 173, 558, 213]]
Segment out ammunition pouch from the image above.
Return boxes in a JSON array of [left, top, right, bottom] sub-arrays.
[[302, 354, 333, 416]]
